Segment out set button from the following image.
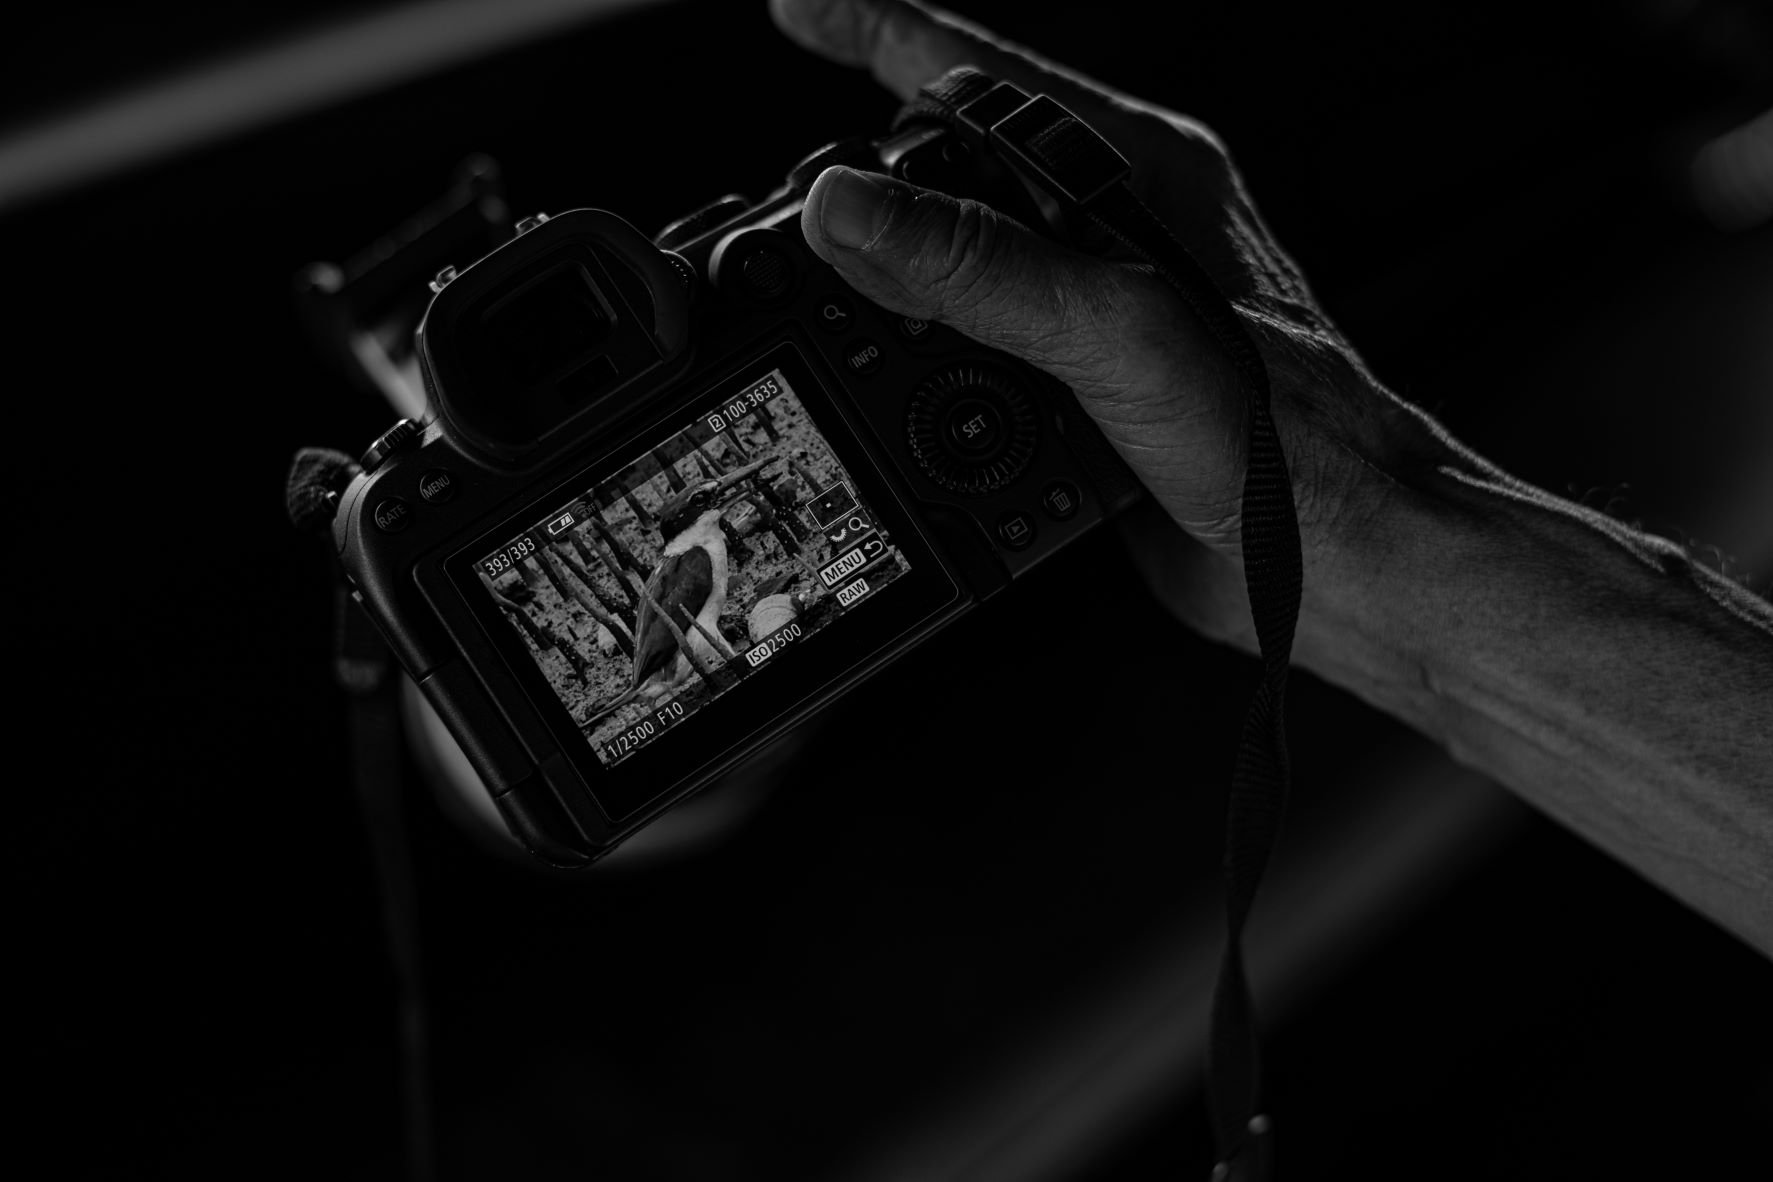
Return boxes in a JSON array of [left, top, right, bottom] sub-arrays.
[[904, 362, 1037, 496], [945, 397, 1002, 455]]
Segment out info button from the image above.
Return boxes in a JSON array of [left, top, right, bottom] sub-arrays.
[[843, 339, 884, 377]]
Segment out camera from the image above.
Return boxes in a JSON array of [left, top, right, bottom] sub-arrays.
[[333, 119, 1144, 867]]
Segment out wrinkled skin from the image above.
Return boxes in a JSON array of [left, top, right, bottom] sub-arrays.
[[772, 0, 1459, 649], [771, 0, 1773, 959]]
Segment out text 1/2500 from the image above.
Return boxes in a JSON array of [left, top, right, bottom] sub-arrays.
[[598, 697, 688, 764]]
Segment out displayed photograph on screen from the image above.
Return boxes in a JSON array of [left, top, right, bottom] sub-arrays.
[[475, 365, 911, 767]]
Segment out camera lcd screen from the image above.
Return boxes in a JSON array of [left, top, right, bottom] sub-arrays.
[[472, 363, 912, 769]]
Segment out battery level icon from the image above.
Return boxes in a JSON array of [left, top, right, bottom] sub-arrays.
[[545, 509, 577, 536]]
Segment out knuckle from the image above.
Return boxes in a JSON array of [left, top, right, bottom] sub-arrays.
[[917, 197, 1010, 317], [1087, 267, 1190, 375], [1169, 112, 1229, 160], [1046, 268, 1139, 374]]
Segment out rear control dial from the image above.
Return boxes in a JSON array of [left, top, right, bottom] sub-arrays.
[[906, 363, 1037, 496], [739, 247, 792, 300], [712, 227, 799, 305]]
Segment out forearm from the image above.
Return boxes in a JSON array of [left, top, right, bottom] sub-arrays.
[[1300, 455, 1773, 954]]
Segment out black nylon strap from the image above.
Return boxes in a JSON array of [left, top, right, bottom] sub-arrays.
[[336, 587, 437, 1182], [900, 69, 1302, 1180], [890, 68, 998, 134]]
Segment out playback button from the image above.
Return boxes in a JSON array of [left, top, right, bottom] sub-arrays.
[[996, 511, 1036, 551]]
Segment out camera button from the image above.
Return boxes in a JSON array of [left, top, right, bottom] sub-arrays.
[[373, 497, 413, 534], [996, 511, 1036, 551], [1040, 480, 1081, 521], [843, 339, 884, 376], [816, 295, 854, 333], [944, 396, 1002, 455], [359, 417, 420, 473], [897, 315, 933, 342], [417, 469, 456, 504], [906, 363, 1037, 495], [739, 246, 793, 301], [656, 196, 750, 251]]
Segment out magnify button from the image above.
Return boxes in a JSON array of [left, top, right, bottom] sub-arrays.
[[817, 295, 854, 333]]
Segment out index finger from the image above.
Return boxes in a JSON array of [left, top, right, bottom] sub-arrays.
[[768, 0, 1171, 151]]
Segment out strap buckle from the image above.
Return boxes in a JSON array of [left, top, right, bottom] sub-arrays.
[[1210, 1114, 1276, 1182], [954, 82, 1133, 208]]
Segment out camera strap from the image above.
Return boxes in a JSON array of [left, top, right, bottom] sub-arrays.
[[895, 68, 1301, 1182], [287, 449, 436, 1182]]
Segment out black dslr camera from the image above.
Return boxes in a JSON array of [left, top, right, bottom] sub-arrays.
[[333, 115, 1143, 867]]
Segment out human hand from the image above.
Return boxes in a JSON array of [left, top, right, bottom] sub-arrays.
[[772, 0, 1458, 647], [777, 2, 1773, 969]]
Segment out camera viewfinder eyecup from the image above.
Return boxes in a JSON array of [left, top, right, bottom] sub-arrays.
[[417, 209, 694, 468]]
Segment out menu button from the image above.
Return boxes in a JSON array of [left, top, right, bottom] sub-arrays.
[[418, 469, 455, 504]]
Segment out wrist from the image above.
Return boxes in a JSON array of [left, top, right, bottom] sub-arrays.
[[1286, 390, 1491, 727]]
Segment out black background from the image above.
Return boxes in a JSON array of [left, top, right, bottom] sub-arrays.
[[7, 1, 1772, 1178]]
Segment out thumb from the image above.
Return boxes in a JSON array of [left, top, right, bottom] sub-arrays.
[[801, 165, 1123, 380], [800, 165, 1247, 537]]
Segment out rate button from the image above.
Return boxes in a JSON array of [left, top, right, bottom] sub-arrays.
[[373, 497, 412, 533]]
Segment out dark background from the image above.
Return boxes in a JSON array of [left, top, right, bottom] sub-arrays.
[[7, 1, 1771, 1178]]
